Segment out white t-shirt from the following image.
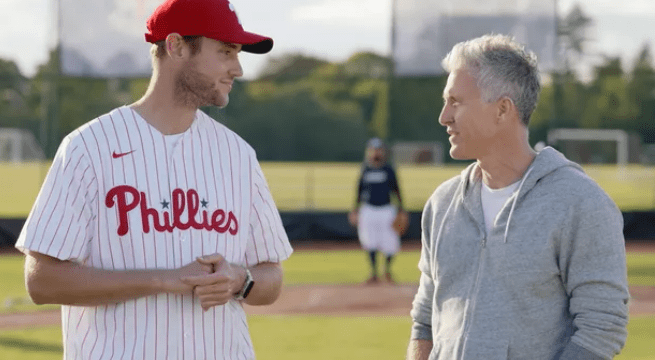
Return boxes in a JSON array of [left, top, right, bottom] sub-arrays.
[[481, 180, 520, 234]]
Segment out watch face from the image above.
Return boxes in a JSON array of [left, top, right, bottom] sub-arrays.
[[242, 280, 255, 299], [235, 269, 254, 300]]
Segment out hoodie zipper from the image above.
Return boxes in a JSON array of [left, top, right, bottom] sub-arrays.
[[461, 228, 487, 357], [460, 166, 533, 355]]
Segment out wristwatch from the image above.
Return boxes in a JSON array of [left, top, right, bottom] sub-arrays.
[[234, 268, 255, 301]]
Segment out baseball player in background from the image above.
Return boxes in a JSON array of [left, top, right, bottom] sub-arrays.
[[16, 0, 293, 359], [349, 138, 408, 284]]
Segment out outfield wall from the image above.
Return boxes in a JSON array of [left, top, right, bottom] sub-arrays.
[[1, 162, 654, 245], [261, 163, 655, 212]]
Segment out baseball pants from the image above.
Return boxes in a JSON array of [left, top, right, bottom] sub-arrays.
[[357, 204, 400, 255]]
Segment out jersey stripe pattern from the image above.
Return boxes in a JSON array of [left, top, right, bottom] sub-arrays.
[[16, 106, 293, 360]]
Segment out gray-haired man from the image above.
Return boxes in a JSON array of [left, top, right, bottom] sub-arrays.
[[407, 34, 629, 360]]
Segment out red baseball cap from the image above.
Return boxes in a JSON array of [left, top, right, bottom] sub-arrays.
[[145, 0, 273, 54]]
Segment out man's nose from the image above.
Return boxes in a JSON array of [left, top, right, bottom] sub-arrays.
[[230, 60, 243, 78], [438, 106, 451, 126]]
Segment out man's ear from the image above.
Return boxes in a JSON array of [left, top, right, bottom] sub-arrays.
[[165, 33, 188, 60], [496, 97, 516, 125]]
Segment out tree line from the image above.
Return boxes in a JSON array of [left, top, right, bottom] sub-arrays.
[[1, 7, 654, 162]]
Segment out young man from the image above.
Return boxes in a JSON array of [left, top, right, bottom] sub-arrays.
[[407, 35, 629, 360], [16, 0, 293, 359], [349, 137, 407, 284]]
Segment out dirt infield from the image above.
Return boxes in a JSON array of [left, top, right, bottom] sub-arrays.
[[1, 240, 654, 330], [1, 282, 653, 330], [245, 283, 419, 317]]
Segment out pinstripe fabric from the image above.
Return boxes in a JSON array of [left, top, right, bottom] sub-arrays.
[[16, 106, 293, 360]]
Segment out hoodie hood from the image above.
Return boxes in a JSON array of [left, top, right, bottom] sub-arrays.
[[456, 146, 583, 242], [508, 146, 583, 200], [461, 146, 582, 197]]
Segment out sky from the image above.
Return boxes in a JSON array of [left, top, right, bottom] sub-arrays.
[[0, 0, 653, 79]]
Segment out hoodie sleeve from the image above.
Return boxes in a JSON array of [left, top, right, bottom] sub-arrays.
[[410, 197, 436, 341], [558, 182, 629, 360]]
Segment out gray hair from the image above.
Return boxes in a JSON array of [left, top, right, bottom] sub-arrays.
[[441, 34, 541, 126]]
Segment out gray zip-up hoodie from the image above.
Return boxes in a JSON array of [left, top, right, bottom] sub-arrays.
[[410, 147, 629, 360]]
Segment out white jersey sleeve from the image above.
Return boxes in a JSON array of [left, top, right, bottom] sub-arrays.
[[244, 157, 293, 267], [15, 134, 97, 262]]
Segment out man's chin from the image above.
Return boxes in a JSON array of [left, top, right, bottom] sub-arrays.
[[449, 147, 473, 161], [206, 95, 229, 109], [217, 94, 229, 108]]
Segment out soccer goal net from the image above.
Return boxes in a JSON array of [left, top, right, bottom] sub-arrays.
[[391, 142, 444, 165], [0, 128, 45, 162], [546, 128, 632, 166]]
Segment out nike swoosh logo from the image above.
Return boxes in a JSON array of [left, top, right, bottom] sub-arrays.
[[112, 150, 136, 159]]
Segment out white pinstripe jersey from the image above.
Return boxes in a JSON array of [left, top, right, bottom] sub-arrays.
[[16, 106, 293, 360]]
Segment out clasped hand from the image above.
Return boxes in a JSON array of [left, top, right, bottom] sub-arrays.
[[180, 254, 245, 311]]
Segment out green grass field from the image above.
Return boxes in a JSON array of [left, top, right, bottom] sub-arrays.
[[266, 163, 655, 212], [2, 163, 654, 216], [1, 249, 654, 359], [2, 316, 654, 360]]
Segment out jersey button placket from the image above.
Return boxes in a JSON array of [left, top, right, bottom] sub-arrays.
[[166, 145, 186, 357]]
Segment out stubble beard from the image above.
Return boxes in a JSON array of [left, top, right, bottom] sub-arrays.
[[174, 60, 228, 109]]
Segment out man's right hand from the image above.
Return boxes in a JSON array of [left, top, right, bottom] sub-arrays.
[[164, 260, 213, 294], [180, 254, 246, 311], [407, 339, 432, 360]]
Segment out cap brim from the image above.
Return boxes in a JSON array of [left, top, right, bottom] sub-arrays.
[[241, 38, 273, 54], [219, 31, 273, 54]]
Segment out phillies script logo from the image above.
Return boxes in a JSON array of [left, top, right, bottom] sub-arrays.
[[105, 185, 238, 236]]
